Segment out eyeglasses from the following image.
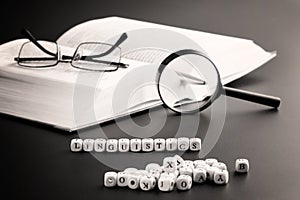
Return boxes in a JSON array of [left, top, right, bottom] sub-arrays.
[[14, 29, 128, 72], [156, 49, 281, 113]]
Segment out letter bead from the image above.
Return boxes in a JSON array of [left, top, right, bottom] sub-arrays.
[[206, 166, 219, 181], [177, 137, 190, 151], [154, 138, 166, 151], [205, 158, 218, 166], [166, 138, 178, 151], [145, 163, 162, 173], [214, 169, 229, 184], [94, 138, 106, 152], [117, 172, 129, 187], [235, 158, 250, 173], [212, 162, 227, 171], [104, 172, 118, 187], [140, 175, 156, 191], [130, 138, 142, 152], [163, 157, 177, 172], [193, 168, 207, 183], [174, 155, 185, 169], [189, 138, 201, 151], [179, 166, 193, 177], [193, 160, 207, 168], [158, 176, 175, 192], [83, 139, 94, 152], [128, 174, 141, 189], [184, 160, 194, 169], [176, 175, 192, 190], [118, 138, 130, 152], [106, 139, 118, 152], [142, 138, 154, 152], [70, 139, 83, 152]]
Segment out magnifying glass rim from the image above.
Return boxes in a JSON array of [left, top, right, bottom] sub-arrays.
[[156, 49, 223, 114]]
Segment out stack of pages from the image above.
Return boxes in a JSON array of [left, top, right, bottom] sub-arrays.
[[0, 16, 276, 131]]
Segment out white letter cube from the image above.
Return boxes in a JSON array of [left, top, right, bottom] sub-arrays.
[[177, 137, 190, 151], [166, 138, 177, 151], [176, 175, 192, 190], [179, 166, 193, 177], [235, 158, 249, 173], [130, 138, 142, 152], [116, 172, 129, 187], [106, 139, 118, 152], [118, 138, 130, 152], [128, 174, 140, 189], [189, 138, 201, 151], [94, 139, 106, 152], [83, 139, 94, 152], [154, 138, 166, 151], [142, 138, 154, 152], [174, 154, 185, 169], [163, 157, 177, 172], [212, 162, 227, 171], [70, 139, 83, 152], [205, 158, 218, 166], [193, 168, 207, 183], [104, 172, 118, 187], [214, 169, 229, 184], [158, 176, 175, 192], [140, 175, 156, 191]]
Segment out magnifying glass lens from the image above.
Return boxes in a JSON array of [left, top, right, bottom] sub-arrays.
[[158, 53, 220, 113]]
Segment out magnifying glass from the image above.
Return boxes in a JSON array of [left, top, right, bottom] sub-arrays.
[[156, 49, 281, 114]]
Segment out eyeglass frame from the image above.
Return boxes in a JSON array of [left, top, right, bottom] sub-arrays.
[[14, 29, 129, 72]]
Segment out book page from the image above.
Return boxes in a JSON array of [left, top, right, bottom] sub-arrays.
[[58, 16, 276, 84]]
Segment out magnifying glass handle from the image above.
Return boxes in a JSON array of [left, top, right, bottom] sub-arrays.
[[224, 86, 281, 109]]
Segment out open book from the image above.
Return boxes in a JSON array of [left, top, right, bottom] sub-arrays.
[[0, 16, 276, 131]]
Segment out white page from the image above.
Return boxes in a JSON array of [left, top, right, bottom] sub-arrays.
[[58, 16, 276, 84]]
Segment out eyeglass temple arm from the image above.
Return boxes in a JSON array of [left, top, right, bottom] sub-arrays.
[[223, 86, 281, 109], [21, 29, 57, 57], [87, 33, 128, 59]]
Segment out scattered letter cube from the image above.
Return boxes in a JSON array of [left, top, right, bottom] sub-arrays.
[[205, 158, 218, 166], [128, 174, 140, 189], [176, 175, 192, 190], [104, 172, 118, 187], [117, 172, 129, 187], [193, 168, 206, 183], [140, 175, 156, 191], [214, 169, 229, 184], [235, 158, 249, 173], [163, 157, 177, 172], [158, 176, 175, 192]]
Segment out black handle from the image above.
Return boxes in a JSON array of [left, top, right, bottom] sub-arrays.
[[224, 86, 281, 109]]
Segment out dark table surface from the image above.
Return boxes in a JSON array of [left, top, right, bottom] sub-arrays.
[[1, 0, 300, 199]]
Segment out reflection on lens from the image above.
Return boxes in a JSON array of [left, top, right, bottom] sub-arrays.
[[158, 53, 219, 113], [18, 41, 58, 67], [71, 42, 121, 71]]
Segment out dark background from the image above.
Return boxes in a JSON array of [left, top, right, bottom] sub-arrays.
[[1, 0, 300, 199]]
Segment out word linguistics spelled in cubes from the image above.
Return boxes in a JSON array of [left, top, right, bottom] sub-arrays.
[[235, 158, 250, 173], [70, 137, 202, 152]]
